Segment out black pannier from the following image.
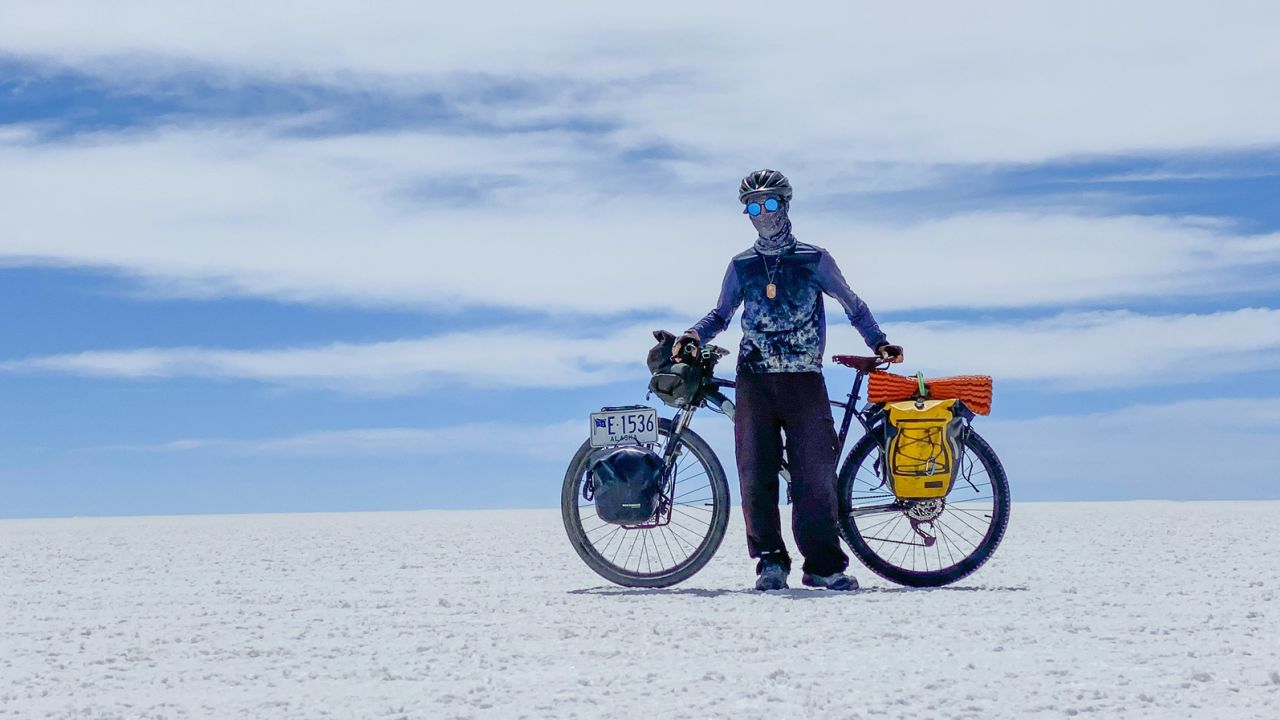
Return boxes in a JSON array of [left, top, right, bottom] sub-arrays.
[[646, 330, 703, 408], [589, 445, 665, 525]]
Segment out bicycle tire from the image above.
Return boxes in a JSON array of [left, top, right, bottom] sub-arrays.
[[838, 425, 1010, 587], [562, 418, 730, 588]]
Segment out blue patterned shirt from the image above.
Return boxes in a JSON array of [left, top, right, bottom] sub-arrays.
[[687, 242, 887, 374]]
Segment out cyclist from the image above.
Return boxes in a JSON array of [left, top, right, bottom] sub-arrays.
[[673, 169, 903, 591]]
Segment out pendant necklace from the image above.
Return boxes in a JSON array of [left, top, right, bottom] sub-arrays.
[[760, 253, 782, 299]]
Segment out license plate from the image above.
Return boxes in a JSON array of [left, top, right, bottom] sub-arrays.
[[590, 406, 659, 448]]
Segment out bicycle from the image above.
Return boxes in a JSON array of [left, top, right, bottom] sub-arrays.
[[561, 332, 1010, 588]]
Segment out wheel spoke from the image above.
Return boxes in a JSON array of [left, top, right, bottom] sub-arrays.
[[668, 518, 710, 543], [943, 507, 988, 538], [624, 528, 645, 570], [608, 529, 626, 565], [658, 526, 679, 565], [672, 483, 712, 501], [936, 517, 979, 552], [583, 521, 616, 537], [936, 522, 960, 567], [670, 502, 711, 517], [876, 514, 907, 559], [664, 524, 698, 553], [596, 526, 623, 556], [856, 513, 901, 534], [948, 505, 994, 522]]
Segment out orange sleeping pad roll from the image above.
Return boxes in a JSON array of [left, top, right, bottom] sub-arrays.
[[867, 372, 994, 415]]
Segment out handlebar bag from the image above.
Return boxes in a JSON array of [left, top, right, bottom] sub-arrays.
[[646, 332, 704, 408], [589, 445, 665, 524], [883, 399, 965, 499], [648, 363, 702, 408]]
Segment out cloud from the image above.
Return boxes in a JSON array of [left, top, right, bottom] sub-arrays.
[[5, 308, 1279, 394], [0, 320, 681, 394], [2, 126, 1278, 319], [1081, 170, 1280, 184], [3, 3, 1280, 165], [978, 397, 1280, 499], [833, 307, 1280, 390], [4, 6, 1280, 318], [110, 420, 586, 461]]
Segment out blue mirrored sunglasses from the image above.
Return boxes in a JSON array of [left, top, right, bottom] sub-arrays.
[[744, 196, 782, 216]]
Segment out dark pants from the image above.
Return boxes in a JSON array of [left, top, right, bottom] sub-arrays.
[[734, 371, 849, 576]]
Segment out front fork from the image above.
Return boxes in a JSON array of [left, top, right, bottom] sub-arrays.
[[640, 407, 698, 527], [664, 406, 697, 468]]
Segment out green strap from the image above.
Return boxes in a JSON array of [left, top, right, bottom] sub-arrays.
[[915, 372, 928, 399]]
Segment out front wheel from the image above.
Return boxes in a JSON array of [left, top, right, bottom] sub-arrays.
[[838, 425, 1010, 587], [562, 418, 731, 588]]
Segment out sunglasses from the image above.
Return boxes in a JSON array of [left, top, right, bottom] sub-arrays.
[[744, 196, 782, 216]]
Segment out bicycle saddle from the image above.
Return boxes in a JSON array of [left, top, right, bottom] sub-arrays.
[[831, 355, 884, 372]]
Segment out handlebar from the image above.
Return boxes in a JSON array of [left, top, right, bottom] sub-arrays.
[[674, 339, 729, 362]]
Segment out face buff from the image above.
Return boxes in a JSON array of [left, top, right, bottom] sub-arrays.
[[752, 201, 795, 256]]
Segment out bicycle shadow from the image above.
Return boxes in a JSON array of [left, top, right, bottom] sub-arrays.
[[857, 585, 1029, 594], [569, 586, 831, 599], [569, 584, 1028, 599]]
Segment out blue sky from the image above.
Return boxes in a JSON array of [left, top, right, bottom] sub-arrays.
[[2, 3, 1279, 517]]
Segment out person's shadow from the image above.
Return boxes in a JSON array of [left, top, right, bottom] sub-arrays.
[[568, 585, 1028, 599]]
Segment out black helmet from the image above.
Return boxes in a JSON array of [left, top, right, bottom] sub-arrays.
[[739, 169, 793, 204]]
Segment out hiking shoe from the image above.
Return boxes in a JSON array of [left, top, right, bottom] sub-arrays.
[[754, 560, 789, 591], [801, 571, 859, 591]]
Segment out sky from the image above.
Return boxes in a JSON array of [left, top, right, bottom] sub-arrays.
[[2, 2, 1279, 517]]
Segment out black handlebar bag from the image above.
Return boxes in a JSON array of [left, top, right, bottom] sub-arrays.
[[646, 331, 703, 408], [588, 446, 665, 524]]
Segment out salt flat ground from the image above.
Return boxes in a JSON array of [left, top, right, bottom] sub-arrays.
[[1, 502, 1277, 720]]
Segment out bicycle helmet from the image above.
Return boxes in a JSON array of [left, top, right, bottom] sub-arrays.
[[739, 169, 793, 204]]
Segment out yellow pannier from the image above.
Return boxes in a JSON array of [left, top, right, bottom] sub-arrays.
[[884, 398, 964, 499]]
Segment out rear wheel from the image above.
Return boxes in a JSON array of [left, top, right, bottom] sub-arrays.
[[838, 425, 1010, 587], [562, 418, 730, 587]]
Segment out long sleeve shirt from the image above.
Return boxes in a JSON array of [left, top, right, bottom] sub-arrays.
[[686, 242, 887, 374]]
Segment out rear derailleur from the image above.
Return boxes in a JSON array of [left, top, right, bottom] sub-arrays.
[[904, 499, 945, 547]]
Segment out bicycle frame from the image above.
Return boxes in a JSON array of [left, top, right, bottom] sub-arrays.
[[665, 363, 890, 510]]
